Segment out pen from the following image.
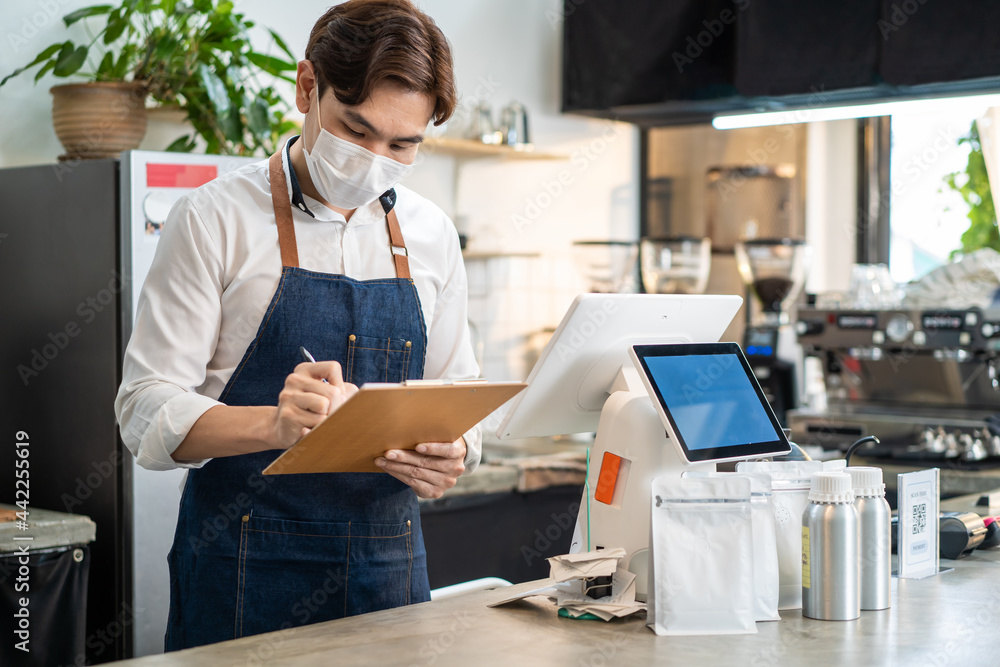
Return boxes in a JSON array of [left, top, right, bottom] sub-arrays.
[[299, 346, 329, 383]]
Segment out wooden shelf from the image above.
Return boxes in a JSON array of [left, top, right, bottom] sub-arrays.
[[462, 251, 541, 260], [423, 136, 565, 160]]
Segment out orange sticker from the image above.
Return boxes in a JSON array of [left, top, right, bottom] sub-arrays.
[[595, 452, 622, 505]]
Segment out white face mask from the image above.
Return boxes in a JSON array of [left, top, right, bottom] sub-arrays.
[[302, 90, 415, 209]]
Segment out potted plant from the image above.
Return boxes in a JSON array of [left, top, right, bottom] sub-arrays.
[[1, 0, 298, 159]]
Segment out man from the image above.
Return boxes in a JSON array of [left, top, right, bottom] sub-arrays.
[[114, 0, 479, 650]]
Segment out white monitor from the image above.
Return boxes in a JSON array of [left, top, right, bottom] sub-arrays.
[[496, 294, 743, 440], [629, 342, 791, 463]]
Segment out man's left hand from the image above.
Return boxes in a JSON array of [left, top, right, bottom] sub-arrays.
[[375, 438, 466, 499]]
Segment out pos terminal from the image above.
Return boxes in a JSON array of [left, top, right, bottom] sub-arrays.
[[498, 295, 790, 600]]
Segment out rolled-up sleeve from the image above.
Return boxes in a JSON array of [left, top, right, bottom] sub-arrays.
[[115, 196, 226, 470]]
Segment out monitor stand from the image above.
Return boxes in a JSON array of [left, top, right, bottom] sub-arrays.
[[570, 364, 711, 601]]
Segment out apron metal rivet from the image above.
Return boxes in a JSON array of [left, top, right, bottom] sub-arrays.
[[349, 334, 356, 342], [242, 515, 249, 523]]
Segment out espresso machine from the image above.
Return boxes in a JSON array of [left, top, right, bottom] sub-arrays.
[[789, 306, 1000, 465], [735, 238, 810, 424]]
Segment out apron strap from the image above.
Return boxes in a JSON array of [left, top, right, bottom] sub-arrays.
[[386, 207, 411, 281], [268, 150, 411, 279], [268, 151, 300, 268]]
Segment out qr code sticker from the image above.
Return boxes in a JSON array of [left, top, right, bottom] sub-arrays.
[[912, 502, 927, 534]]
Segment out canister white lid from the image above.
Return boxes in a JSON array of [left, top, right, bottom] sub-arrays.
[[846, 466, 885, 498], [808, 471, 855, 503]]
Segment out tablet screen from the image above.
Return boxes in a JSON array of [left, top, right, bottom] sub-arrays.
[[631, 343, 790, 462]]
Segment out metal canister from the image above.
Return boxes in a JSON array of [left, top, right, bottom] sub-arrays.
[[848, 466, 891, 611], [802, 471, 860, 621], [499, 101, 529, 147]]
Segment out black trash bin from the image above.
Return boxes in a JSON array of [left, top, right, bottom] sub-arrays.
[[0, 505, 96, 667]]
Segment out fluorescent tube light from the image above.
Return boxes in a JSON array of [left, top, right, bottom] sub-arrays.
[[712, 93, 1000, 129]]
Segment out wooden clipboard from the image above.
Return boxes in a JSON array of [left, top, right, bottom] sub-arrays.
[[263, 381, 527, 475]]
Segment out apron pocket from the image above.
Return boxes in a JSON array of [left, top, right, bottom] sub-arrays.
[[236, 515, 351, 638], [345, 334, 413, 383], [236, 515, 417, 638], [344, 519, 418, 615]]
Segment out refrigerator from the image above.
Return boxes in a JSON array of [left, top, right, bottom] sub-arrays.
[[0, 151, 257, 662]]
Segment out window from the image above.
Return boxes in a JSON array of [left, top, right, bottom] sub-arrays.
[[889, 98, 997, 283]]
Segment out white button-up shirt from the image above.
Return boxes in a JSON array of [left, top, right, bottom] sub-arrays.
[[115, 142, 481, 472]]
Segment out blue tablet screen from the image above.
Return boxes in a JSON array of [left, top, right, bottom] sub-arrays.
[[642, 353, 780, 451]]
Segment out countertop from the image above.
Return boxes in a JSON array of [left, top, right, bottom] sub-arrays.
[[113, 491, 1000, 666], [0, 504, 95, 554]]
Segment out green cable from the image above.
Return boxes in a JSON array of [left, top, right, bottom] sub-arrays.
[[585, 445, 591, 552]]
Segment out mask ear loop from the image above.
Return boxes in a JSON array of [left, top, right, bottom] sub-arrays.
[[310, 83, 325, 148]]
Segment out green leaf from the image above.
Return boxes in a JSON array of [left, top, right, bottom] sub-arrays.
[[97, 51, 114, 78], [153, 35, 181, 61], [112, 43, 136, 79], [267, 29, 296, 61], [247, 95, 270, 136], [33, 60, 57, 83], [276, 119, 299, 136], [104, 13, 128, 44], [0, 42, 66, 87], [221, 106, 243, 144], [53, 45, 88, 77], [165, 134, 197, 152], [198, 63, 230, 116], [247, 52, 296, 75], [63, 5, 114, 27]]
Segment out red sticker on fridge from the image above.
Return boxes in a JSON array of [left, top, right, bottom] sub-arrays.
[[146, 163, 218, 188]]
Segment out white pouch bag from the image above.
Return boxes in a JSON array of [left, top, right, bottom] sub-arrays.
[[737, 460, 823, 609], [648, 475, 755, 636], [684, 471, 780, 622]]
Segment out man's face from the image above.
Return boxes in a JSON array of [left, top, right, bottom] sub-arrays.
[[296, 60, 434, 166]]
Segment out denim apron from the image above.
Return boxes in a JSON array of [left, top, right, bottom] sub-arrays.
[[164, 152, 430, 651]]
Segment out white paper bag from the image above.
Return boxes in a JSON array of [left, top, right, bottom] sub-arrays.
[[683, 471, 780, 621], [648, 475, 755, 636], [738, 460, 823, 609]]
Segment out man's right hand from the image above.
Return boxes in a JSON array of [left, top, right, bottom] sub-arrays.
[[272, 361, 358, 449]]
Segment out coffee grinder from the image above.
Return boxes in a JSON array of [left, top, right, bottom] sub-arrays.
[[735, 238, 810, 424]]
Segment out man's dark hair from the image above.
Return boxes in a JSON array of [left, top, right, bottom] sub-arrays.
[[305, 0, 457, 126]]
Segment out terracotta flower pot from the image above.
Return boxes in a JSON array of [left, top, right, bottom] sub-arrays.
[[50, 81, 148, 160]]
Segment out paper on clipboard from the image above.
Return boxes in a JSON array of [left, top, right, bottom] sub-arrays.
[[263, 381, 526, 475]]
